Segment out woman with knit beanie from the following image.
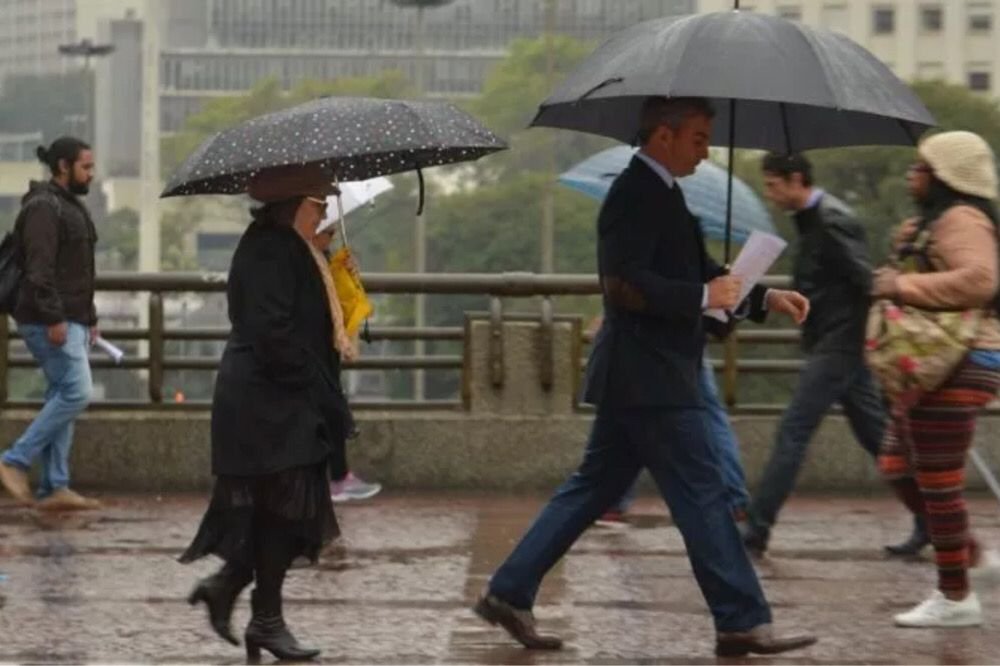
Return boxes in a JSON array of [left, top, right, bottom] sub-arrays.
[[872, 131, 1000, 628]]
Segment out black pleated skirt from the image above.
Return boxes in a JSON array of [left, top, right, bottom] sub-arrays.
[[179, 462, 339, 570]]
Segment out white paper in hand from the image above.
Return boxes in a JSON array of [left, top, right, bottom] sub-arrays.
[[94, 336, 125, 365], [706, 230, 788, 322]]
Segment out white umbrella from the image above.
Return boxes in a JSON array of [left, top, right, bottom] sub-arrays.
[[318, 176, 394, 237]]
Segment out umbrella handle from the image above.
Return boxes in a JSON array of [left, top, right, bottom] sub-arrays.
[[416, 167, 425, 217], [332, 175, 349, 248]]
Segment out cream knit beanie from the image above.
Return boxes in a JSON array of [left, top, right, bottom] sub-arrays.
[[918, 130, 998, 201]]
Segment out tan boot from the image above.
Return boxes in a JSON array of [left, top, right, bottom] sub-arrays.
[[0, 462, 33, 505], [37, 488, 101, 512]]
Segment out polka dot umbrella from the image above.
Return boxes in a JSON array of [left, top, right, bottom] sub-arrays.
[[160, 96, 508, 212]]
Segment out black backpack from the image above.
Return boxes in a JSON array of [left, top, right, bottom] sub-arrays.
[[0, 191, 63, 315], [0, 230, 20, 314]]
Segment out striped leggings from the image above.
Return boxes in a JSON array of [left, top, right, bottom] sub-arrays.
[[878, 357, 1000, 594]]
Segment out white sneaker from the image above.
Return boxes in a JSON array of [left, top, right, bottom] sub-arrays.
[[330, 472, 382, 503], [893, 590, 982, 628], [971, 549, 1000, 589]]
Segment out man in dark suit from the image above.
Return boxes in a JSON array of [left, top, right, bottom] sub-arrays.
[[473, 97, 816, 657]]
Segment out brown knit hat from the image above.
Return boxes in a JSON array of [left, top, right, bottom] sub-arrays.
[[918, 131, 998, 201], [247, 163, 340, 202]]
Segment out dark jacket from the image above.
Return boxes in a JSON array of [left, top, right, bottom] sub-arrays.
[[791, 192, 872, 354], [13, 180, 97, 326], [582, 157, 767, 408], [210, 220, 351, 477]]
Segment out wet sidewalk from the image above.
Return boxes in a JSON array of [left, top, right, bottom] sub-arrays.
[[1, 492, 999, 664]]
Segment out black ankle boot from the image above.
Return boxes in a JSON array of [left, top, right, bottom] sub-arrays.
[[885, 515, 930, 557], [244, 589, 320, 663], [188, 564, 252, 646]]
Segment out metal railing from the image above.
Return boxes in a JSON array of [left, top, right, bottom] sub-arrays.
[[0, 271, 802, 412]]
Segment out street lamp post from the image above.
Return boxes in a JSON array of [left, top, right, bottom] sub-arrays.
[[390, 0, 455, 401], [57, 39, 115, 143]]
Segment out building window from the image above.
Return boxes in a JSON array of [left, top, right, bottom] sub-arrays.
[[777, 5, 802, 21], [920, 5, 943, 32], [968, 70, 992, 91], [968, 3, 993, 32], [873, 7, 895, 34]]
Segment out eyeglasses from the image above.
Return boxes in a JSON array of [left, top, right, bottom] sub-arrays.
[[907, 162, 932, 174]]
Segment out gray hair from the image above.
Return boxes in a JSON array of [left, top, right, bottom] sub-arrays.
[[637, 96, 715, 145]]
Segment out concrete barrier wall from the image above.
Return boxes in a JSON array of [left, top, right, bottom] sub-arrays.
[[2, 409, 1000, 493], [3, 318, 999, 492]]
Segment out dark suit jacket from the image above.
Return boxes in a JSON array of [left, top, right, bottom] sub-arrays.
[[210, 220, 352, 477], [581, 156, 766, 409]]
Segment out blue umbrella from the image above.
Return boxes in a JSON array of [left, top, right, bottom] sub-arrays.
[[559, 146, 774, 244]]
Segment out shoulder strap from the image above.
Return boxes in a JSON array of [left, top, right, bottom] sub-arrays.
[[14, 190, 64, 243]]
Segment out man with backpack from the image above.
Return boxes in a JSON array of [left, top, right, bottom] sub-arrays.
[[0, 137, 101, 510]]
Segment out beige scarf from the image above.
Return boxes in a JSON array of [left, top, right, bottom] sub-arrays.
[[301, 236, 358, 362]]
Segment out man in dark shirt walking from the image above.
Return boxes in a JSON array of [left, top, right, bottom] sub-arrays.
[[0, 137, 100, 510], [742, 153, 921, 556]]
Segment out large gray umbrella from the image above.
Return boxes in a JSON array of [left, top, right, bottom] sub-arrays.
[[530, 6, 936, 261], [162, 97, 507, 210], [533, 10, 934, 150]]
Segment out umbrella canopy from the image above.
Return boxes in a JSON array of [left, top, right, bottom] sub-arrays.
[[317, 176, 394, 235], [162, 97, 507, 198], [531, 10, 935, 152], [559, 146, 774, 243]]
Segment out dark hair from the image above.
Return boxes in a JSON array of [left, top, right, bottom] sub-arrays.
[[250, 198, 301, 228], [920, 174, 999, 228], [36, 136, 90, 175], [637, 96, 715, 145], [761, 152, 813, 187]]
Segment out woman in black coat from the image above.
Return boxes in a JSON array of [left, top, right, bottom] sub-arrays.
[[180, 166, 351, 662]]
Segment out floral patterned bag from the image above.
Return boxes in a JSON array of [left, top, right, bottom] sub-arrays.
[[865, 301, 980, 407], [864, 221, 982, 408]]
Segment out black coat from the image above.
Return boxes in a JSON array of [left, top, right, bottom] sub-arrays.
[[791, 193, 872, 354], [13, 180, 98, 326], [582, 157, 766, 409], [211, 220, 351, 477]]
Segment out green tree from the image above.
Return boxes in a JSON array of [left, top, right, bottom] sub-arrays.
[[468, 35, 612, 177]]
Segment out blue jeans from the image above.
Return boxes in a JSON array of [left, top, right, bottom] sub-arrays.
[[612, 359, 749, 513], [747, 351, 884, 542], [489, 405, 772, 632], [2, 323, 92, 497]]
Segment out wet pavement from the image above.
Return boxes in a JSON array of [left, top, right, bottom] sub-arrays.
[[1, 492, 999, 664]]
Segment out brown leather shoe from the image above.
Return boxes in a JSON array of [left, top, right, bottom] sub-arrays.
[[0, 462, 33, 505], [472, 592, 562, 650], [37, 488, 101, 512], [716, 623, 816, 657]]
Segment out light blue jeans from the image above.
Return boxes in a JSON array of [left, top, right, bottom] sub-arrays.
[[612, 357, 750, 513], [2, 322, 92, 498]]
